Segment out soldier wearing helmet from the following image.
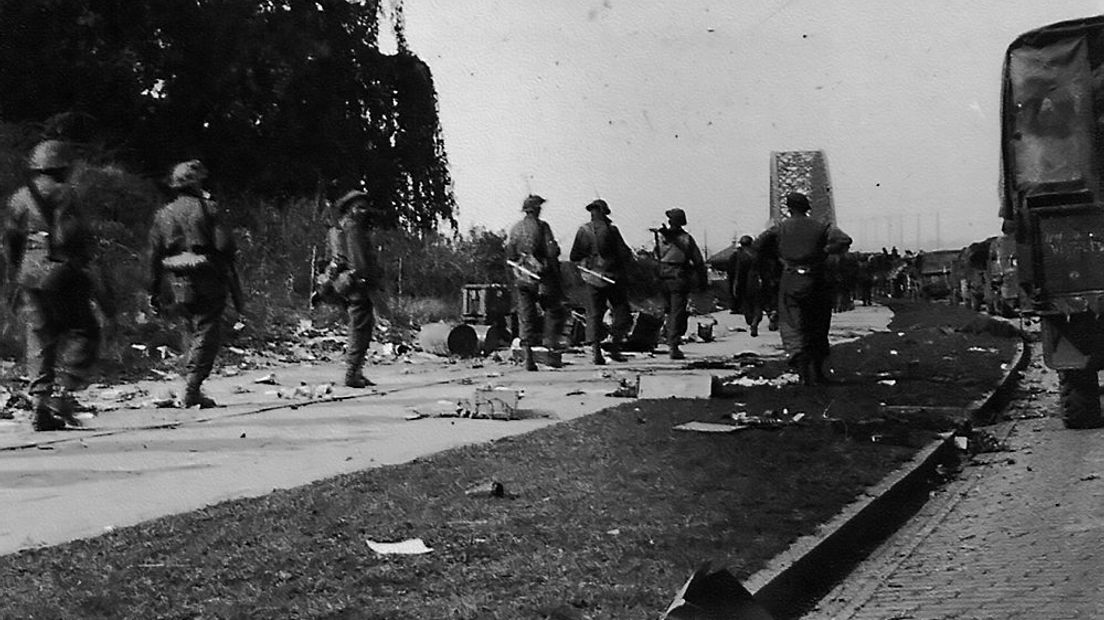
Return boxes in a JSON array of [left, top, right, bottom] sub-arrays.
[[148, 159, 241, 408], [318, 189, 384, 388], [3, 140, 115, 431], [754, 192, 852, 385], [652, 207, 707, 360], [505, 194, 567, 370], [569, 199, 634, 365], [726, 234, 764, 337]]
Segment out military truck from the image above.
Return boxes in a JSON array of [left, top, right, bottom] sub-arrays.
[[1000, 15, 1104, 428]]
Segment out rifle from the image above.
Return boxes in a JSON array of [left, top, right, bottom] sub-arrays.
[[577, 264, 616, 286], [507, 259, 542, 282]]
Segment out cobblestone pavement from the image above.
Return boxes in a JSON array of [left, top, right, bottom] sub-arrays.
[[807, 348, 1104, 620]]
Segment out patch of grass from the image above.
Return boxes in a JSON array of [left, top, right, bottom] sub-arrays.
[[0, 301, 1019, 619], [0, 400, 915, 619]]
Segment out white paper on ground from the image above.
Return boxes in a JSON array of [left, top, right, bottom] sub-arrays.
[[366, 538, 434, 555]]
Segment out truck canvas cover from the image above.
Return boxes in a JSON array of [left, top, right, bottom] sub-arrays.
[[1001, 15, 1104, 313]]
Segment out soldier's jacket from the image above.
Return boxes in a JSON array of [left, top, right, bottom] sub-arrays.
[[149, 194, 236, 297], [506, 215, 561, 287], [327, 211, 380, 288], [4, 181, 94, 292], [655, 226, 707, 284], [569, 218, 633, 279], [755, 217, 852, 270]]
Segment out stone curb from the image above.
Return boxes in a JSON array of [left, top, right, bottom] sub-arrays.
[[745, 336, 1030, 616]]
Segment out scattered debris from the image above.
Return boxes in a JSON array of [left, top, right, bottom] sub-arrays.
[[366, 538, 433, 555], [460, 386, 521, 420], [722, 373, 800, 388], [253, 373, 279, 385], [674, 421, 747, 433], [662, 562, 772, 620], [606, 378, 638, 398], [730, 409, 805, 429]]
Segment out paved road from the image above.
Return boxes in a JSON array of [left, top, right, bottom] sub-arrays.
[[806, 345, 1104, 620], [0, 306, 891, 556]]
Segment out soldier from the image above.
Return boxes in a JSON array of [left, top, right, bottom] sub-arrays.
[[569, 199, 633, 365], [754, 192, 852, 385], [322, 190, 382, 388], [4, 140, 115, 431], [726, 235, 763, 337], [652, 208, 707, 360], [505, 194, 567, 371], [148, 160, 242, 408]]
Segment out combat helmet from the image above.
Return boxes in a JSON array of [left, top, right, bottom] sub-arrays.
[[169, 159, 208, 190], [27, 140, 73, 172]]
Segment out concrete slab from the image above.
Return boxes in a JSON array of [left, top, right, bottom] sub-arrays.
[[637, 373, 715, 399], [0, 304, 892, 555]]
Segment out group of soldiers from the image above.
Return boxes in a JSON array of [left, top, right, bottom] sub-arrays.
[[504, 196, 709, 370], [3, 139, 385, 432], [3, 138, 852, 432], [503, 191, 853, 386]]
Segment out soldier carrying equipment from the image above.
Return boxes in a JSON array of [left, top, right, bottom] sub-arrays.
[[148, 159, 241, 408], [4, 140, 115, 431]]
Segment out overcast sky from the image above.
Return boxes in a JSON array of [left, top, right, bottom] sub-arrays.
[[399, 1, 1104, 253]]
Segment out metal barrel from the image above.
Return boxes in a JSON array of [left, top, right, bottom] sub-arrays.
[[417, 322, 479, 357], [470, 324, 509, 355]]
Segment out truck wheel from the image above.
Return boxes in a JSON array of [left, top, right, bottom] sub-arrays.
[[1059, 369, 1104, 429]]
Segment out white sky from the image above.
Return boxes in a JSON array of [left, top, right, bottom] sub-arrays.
[[398, 1, 1104, 253]]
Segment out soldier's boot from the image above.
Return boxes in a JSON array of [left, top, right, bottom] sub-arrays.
[[768, 312, 780, 332], [669, 344, 686, 361], [592, 343, 606, 366], [48, 388, 84, 427], [182, 381, 218, 409], [344, 368, 376, 389], [31, 395, 67, 432], [523, 345, 538, 371], [812, 359, 834, 385], [750, 322, 759, 337], [607, 341, 627, 363]]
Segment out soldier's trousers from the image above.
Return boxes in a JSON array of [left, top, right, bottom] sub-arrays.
[[181, 293, 225, 390], [345, 294, 375, 374], [515, 285, 567, 348], [777, 270, 833, 366], [585, 283, 631, 344], [660, 277, 692, 347], [22, 288, 99, 396]]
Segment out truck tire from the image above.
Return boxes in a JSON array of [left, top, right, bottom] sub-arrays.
[[1059, 369, 1104, 429]]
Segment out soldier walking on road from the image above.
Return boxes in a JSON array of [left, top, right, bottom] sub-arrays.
[[322, 190, 384, 388], [569, 199, 633, 365], [148, 160, 242, 408], [4, 140, 116, 430], [652, 208, 707, 360], [726, 235, 764, 337], [506, 194, 567, 371], [755, 192, 852, 385]]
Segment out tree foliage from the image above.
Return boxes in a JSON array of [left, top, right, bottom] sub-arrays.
[[0, 0, 455, 230]]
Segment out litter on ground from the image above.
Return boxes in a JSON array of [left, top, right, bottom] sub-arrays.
[[366, 538, 433, 555]]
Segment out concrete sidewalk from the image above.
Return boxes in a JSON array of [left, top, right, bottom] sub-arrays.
[[807, 349, 1104, 620], [0, 305, 892, 556]]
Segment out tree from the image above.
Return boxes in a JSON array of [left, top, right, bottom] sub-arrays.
[[0, 0, 455, 230]]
